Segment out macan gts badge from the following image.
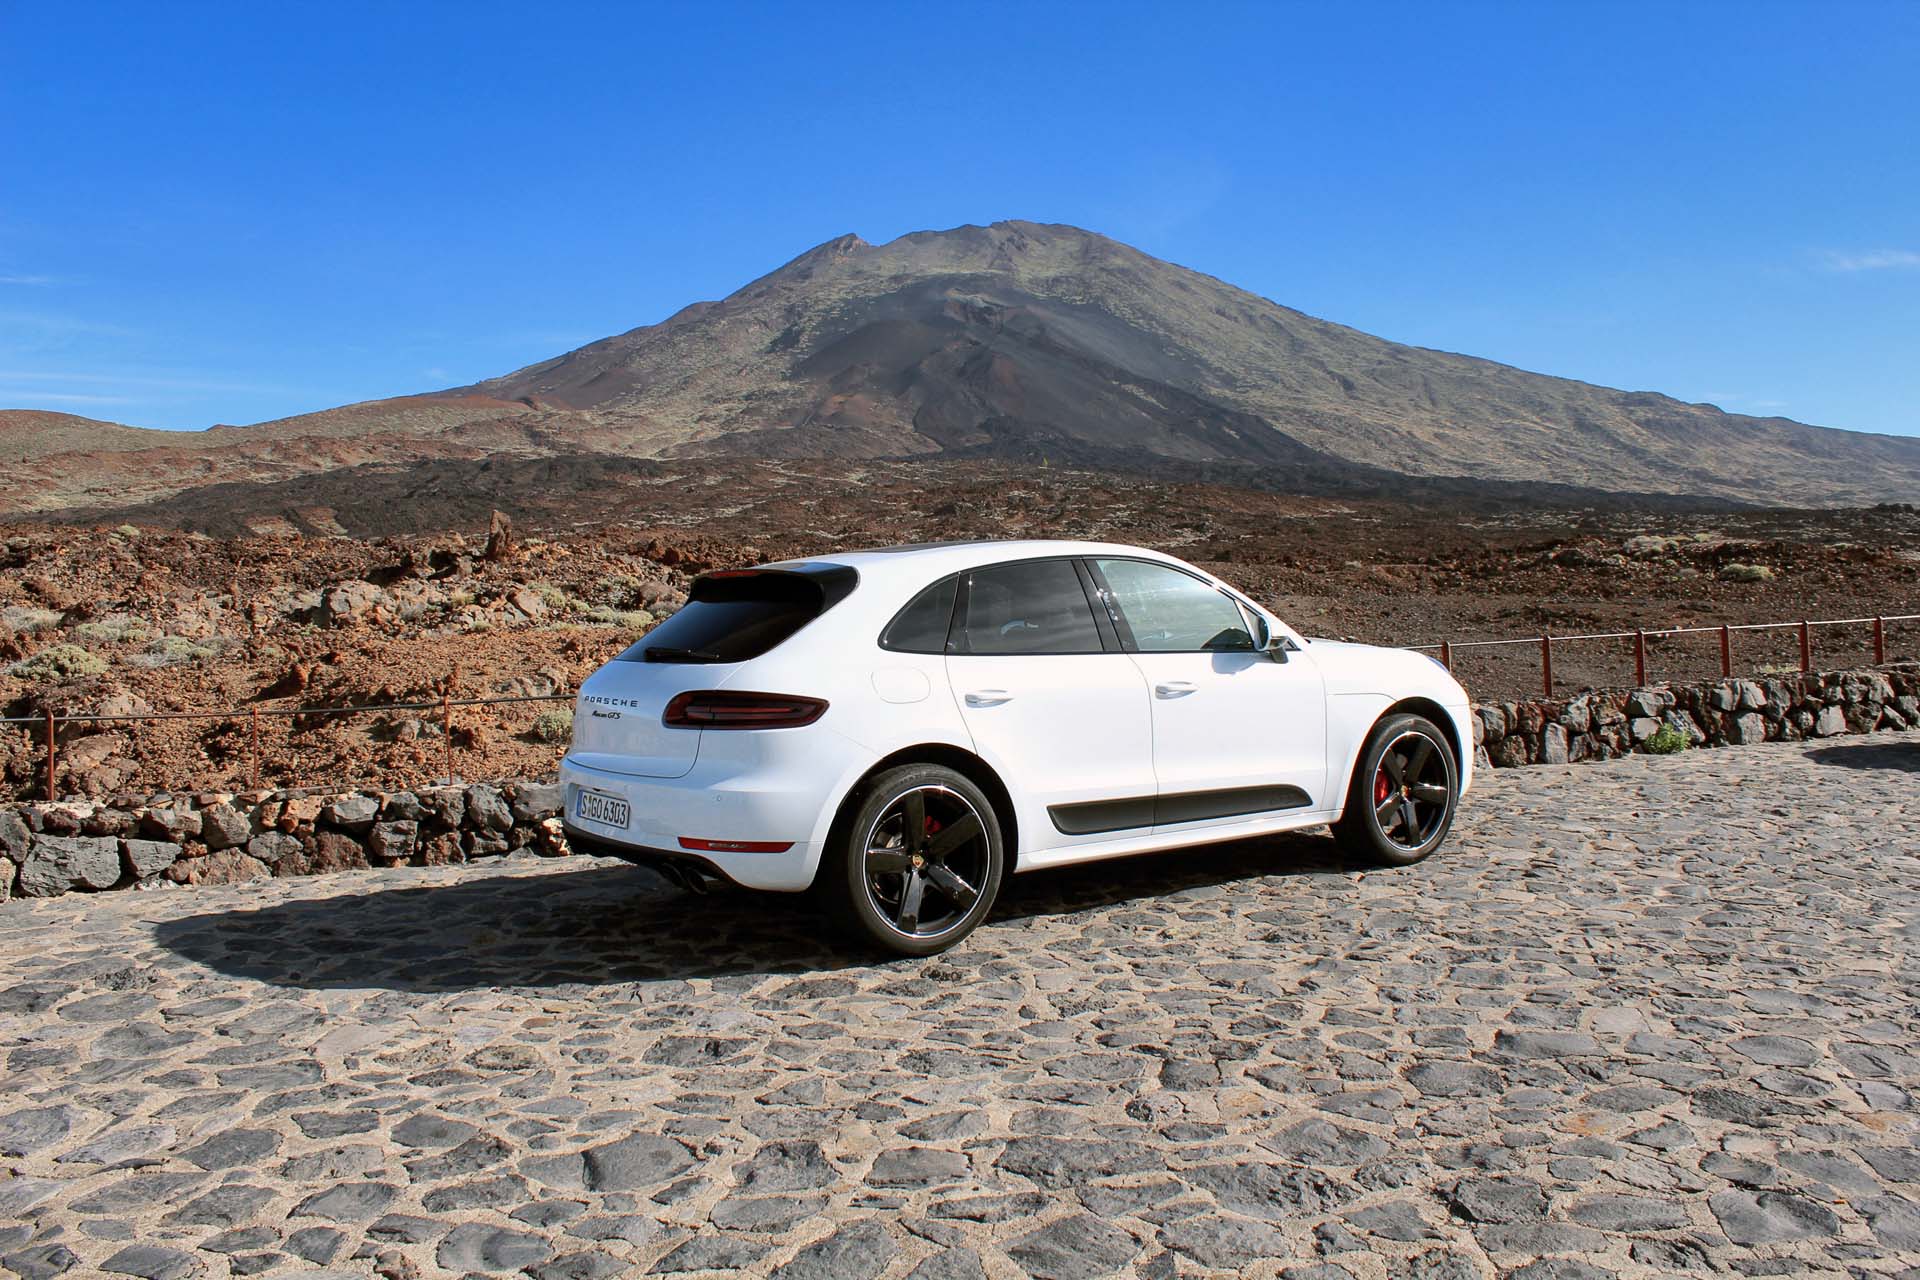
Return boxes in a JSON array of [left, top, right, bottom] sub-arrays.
[[560, 540, 1473, 955]]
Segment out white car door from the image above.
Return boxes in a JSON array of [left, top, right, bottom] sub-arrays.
[[945, 557, 1158, 853], [1090, 557, 1328, 830]]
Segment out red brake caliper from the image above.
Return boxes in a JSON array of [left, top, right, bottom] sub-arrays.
[[1373, 768, 1392, 806]]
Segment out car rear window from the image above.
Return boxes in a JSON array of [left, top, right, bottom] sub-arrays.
[[880, 576, 959, 653], [955, 559, 1104, 655], [617, 567, 856, 664]]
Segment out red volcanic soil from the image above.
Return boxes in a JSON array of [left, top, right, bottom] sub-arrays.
[[3, 458, 1917, 800]]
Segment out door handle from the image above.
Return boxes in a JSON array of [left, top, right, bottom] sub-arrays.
[[965, 690, 1014, 707], [1154, 681, 1197, 698]]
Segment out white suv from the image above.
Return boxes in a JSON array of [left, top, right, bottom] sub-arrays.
[[561, 540, 1472, 955]]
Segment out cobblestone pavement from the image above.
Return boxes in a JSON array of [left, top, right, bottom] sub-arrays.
[[1, 734, 1916, 1280]]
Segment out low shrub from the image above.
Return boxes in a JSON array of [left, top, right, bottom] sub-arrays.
[[1645, 723, 1688, 754], [531, 708, 573, 743], [1719, 563, 1775, 583], [7, 643, 108, 682], [136, 635, 222, 667], [582, 605, 655, 631], [608, 572, 644, 603], [1, 606, 64, 635], [71, 616, 153, 645]]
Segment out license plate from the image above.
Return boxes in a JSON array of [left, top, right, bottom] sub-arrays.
[[575, 789, 631, 829]]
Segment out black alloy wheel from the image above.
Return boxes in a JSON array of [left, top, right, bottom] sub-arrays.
[[1372, 729, 1452, 847], [1335, 713, 1459, 866], [824, 764, 1005, 956], [862, 784, 990, 936]]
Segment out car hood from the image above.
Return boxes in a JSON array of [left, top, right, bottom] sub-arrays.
[[1303, 638, 1467, 702]]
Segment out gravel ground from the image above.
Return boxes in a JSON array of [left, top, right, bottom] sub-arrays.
[[1, 733, 1916, 1279]]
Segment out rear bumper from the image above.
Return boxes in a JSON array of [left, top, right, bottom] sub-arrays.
[[559, 826, 738, 891], [557, 744, 854, 892]]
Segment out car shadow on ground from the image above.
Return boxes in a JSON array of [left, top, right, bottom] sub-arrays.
[[1805, 739, 1920, 772], [151, 829, 1358, 992]]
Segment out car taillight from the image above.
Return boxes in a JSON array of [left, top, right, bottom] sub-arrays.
[[662, 690, 828, 729]]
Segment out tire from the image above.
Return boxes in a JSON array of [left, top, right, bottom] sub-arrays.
[[821, 764, 1006, 957], [1333, 713, 1459, 866]]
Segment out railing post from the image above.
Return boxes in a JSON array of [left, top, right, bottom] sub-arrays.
[[1799, 619, 1812, 674], [44, 708, 56, 803], [249, 706, 260, 791], [1719, 624, 1732, 678], [442, 688, 454, 785], [1873, 616, 1886, 665], [1439, 641, 1452, 673], [1540, 634, 1553, 697], [1633, 628, 1646, 687]]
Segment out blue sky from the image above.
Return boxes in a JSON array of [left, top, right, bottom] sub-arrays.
[[2, 2, 1916, 436]]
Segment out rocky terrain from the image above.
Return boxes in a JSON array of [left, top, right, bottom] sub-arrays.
[[9, 222, 1920, 516], [3, 464, 1917, 801]]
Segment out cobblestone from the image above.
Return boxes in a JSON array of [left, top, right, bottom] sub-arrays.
[[0, 734, 1915, 1277]]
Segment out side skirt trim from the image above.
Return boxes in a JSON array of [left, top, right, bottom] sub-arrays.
[[1019, 807, 1335, 872], [1048, 783, 1313, 835]]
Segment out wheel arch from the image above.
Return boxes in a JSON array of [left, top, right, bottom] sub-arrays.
[[1331, 696, 1467, 820], [1381, 696, 1465, 772], [814, 743, 1021, 889]]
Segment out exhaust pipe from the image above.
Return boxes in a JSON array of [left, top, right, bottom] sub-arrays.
[[650, 859, 712, 895]]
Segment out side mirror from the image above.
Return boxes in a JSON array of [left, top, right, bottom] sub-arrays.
[[1255, 618, 1288, 662]]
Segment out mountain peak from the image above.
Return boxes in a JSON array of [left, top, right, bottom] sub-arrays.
[[765, 231, 871, 279], [438, 221, 1918, 506], [10, 223, 1919, 513]]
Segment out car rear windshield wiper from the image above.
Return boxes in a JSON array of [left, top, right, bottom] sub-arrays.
[[644, 645, 725, 663]]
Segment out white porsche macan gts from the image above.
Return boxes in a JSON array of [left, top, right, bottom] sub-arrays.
[[560, 540, 1472, 955]]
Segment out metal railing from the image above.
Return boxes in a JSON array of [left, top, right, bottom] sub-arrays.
[[1409, 613, 1917, 698], [4, 610, 1914, 804]]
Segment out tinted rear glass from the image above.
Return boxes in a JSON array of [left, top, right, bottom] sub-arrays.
[[881, 576, 959, 653], [618, 571, 841, 664], [956, 559, 1103, 655]]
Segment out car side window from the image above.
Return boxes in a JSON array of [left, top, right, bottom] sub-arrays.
[[955, 560, 1104, 655], [1095, 558, 1254, 653], [880, 576, 959, 653]]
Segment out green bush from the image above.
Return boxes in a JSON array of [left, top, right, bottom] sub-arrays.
[[131, 635, 222, 667], [582, 605, 655, 631], [1719, 563, 1775, 583], [71, 616, 153, 645], [531, 708, 573, 743], [7, 643, 108, 682], [1645, 723, 1688, 755]]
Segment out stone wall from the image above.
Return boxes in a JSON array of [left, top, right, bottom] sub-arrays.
[[0, 780, 566, 902], [3, 664, 1915, 901], [1471, 663, 1919, 768]]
